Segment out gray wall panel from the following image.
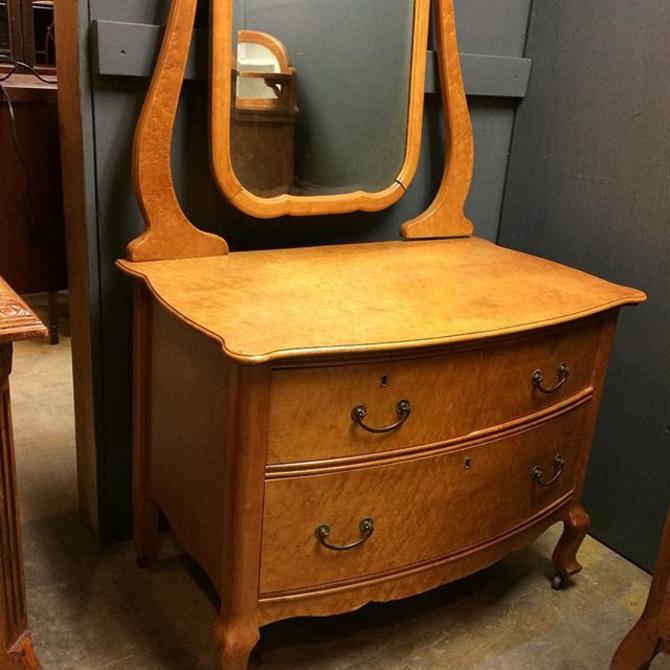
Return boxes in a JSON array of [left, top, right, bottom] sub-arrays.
[[454, 0, 531, 56], [499, 0, 670, 570], [92, 23, 532, 98], [468, 98, 518, 241]]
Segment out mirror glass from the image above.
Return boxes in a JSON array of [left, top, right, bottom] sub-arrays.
[[213, 0, 428, 216]]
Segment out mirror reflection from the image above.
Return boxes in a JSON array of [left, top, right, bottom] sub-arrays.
[[230, 0, 417, 199]]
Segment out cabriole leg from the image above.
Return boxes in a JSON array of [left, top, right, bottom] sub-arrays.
[[611, 619, 657, 670], [213, 616, 259, 670], [551, 503, 590, 589]]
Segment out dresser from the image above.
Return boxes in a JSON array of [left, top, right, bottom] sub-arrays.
[[117, 0, 646, 667], [119, 239, 644, 668], [0, 278, 45, 669]]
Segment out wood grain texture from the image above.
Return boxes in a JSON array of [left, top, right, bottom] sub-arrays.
[[0, 287, 44, 667], [0, 279, 47, 344], [145, 300, 236, 587], [0, 631, 40, 669], [213, 364, 270, 670], [0, 77, 66, 296], [401, 0, 474, 239], [128, 0, 228, 261], [237, 30, 291, 72], [0, 74, 56, 104], [260, 403, 588, 594], [549, 310, 619, 584], [129, 291, 638, 666], [54, 0, 100, 534], [132, 284, 159, 566], [268, 317, 600, 464], [257, 502, 569, 625], [117, 238, 645, 364], [210, 0, 430, 218], [0, 347, 27, 658], [552, 503, 590, 579], [133, 302, 269, 667], [267, 391, 593, 479], [612, 507, 670, 669]]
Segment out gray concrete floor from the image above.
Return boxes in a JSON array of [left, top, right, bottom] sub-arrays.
[[8, 329, 669, 670]]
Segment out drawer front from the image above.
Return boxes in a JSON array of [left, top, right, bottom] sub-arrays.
[[268, 318, 601, 465], [260, 404, 588, 594]]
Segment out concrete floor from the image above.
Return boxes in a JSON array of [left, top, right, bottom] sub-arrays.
[[8, 330, 669, 670]]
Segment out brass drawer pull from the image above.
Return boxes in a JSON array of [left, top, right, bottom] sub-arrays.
[[351, 399, 411, 433], [532, 454, 566, 487], [315, 517, 374, 551], [532, 362, 570, 394]]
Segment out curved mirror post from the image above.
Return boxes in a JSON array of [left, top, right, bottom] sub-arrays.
[[211, 0, 431, 218]]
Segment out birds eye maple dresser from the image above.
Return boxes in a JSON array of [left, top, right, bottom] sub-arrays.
[[116, 0, 646, 667]]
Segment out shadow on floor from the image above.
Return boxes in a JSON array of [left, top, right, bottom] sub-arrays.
[[22, 508, 574, 670]]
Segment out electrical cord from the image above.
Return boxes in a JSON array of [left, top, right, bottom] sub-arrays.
[[0, 54, 56, 83], [0, 56, 57, 244]]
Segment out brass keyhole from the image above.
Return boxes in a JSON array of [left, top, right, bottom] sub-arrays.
[[380, 374, 388, 388]]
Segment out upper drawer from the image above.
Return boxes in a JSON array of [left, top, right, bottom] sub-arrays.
[[267, 317, 603, 465]]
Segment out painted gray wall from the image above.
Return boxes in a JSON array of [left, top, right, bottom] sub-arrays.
[[77, 0, 532, 540], [499, 1, 670, 570]]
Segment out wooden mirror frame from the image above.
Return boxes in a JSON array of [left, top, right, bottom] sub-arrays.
[[127, 0, 473, 261], [210, 0, 431, 219]]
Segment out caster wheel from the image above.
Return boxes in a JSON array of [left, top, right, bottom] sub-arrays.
[[551, 574, 565, 590]]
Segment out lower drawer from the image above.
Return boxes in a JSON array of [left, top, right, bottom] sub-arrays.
[[260, 403, 589, 594]]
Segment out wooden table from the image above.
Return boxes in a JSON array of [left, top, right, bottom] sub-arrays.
[[0, 278, 46, 669]]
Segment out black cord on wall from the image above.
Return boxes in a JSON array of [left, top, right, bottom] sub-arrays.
[[0, 56, 57, 245]]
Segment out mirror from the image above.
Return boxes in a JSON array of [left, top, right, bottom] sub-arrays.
[[211, 0, 430, 218]]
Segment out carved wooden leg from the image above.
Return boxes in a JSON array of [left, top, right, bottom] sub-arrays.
[[8, 632, 42, 669], [552, 503, 590, 588], [212, 367, 269, 670], [611, 619, 658, 670], [212, 616, 259, 670], [612, 508, 670, 668]]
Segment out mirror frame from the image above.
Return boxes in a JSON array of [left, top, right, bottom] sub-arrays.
[[210, 0, 431, 219]]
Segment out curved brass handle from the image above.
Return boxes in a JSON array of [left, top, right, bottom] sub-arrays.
[[351, 399, 411, 434], [315, 517, 374, 551], [532, 362, 570, 394], [532, 454, 566, 487]]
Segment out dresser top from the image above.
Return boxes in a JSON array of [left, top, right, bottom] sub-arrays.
[[118, 237, 645, 363], [0, 277, 47, 344]]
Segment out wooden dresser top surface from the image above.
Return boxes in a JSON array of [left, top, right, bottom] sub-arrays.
[[0, 277, 47, 345], [118, 237, 645, 364]]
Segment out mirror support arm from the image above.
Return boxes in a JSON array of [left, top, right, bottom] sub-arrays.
[[127, 0, 229, 262], [400, 0, 474, 240]]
